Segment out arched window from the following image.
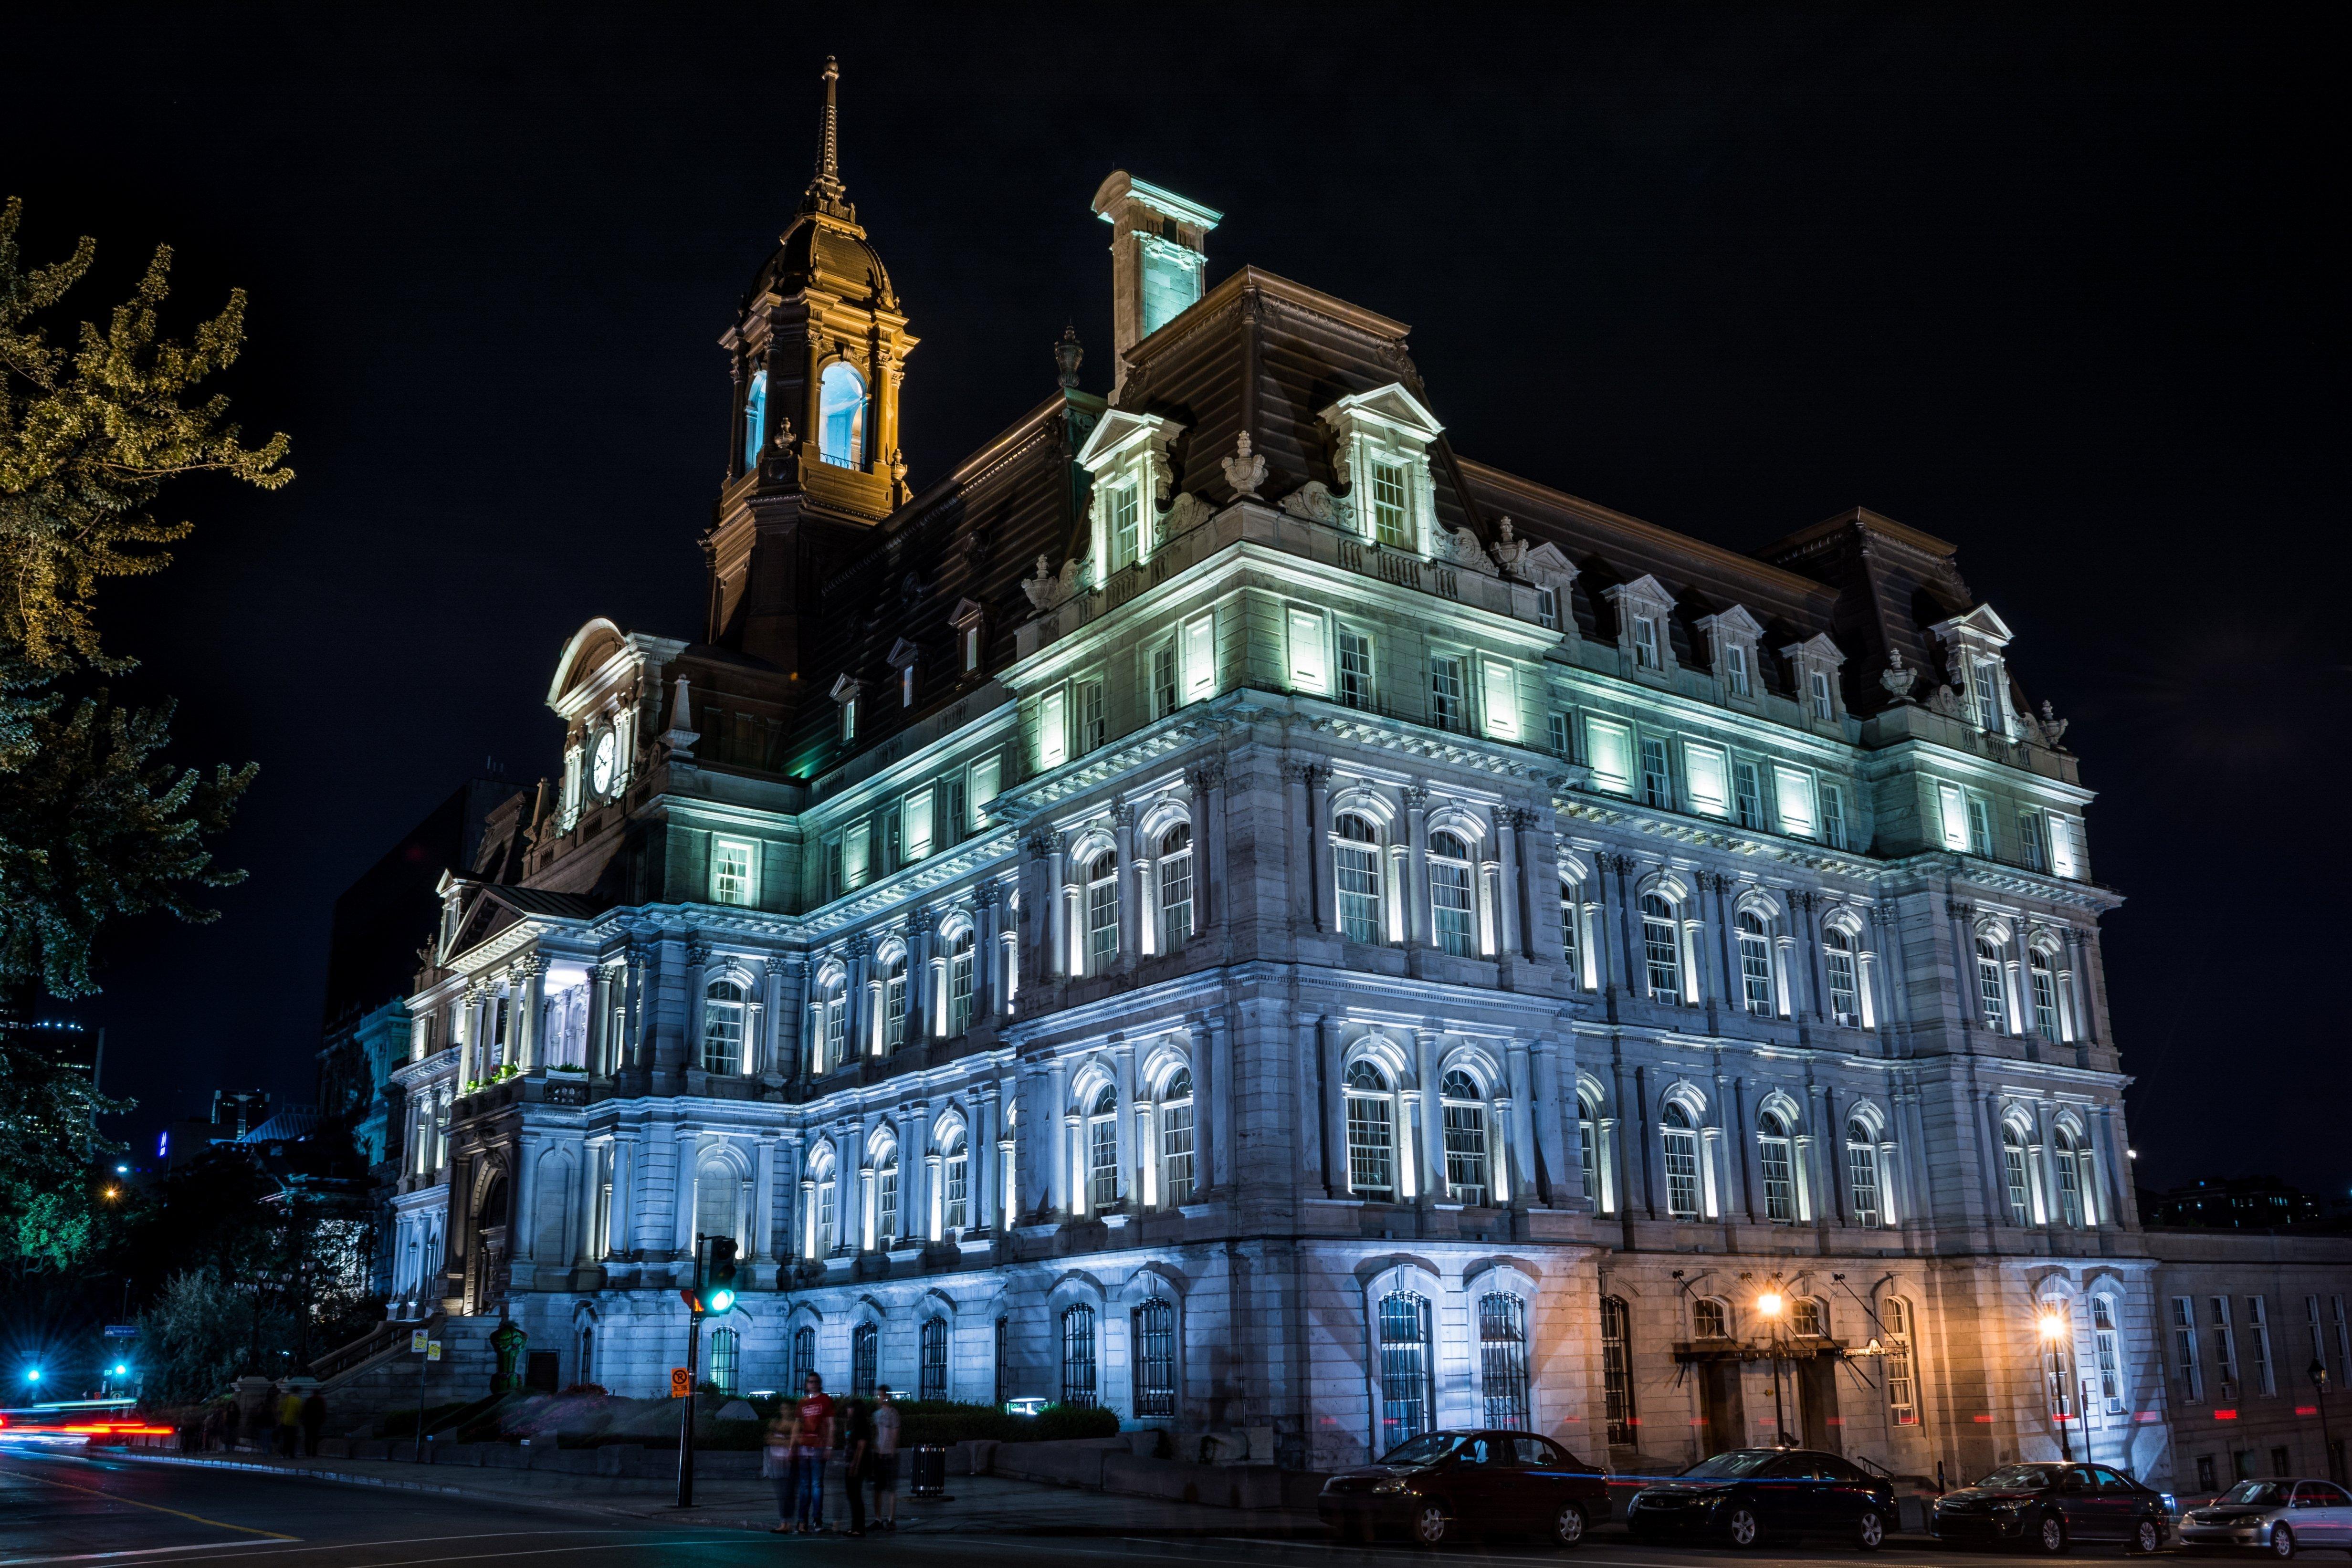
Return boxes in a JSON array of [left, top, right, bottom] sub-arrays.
[[1335, 815, 1384, 944], [741, 370, 767, 471], [2054, 1123, 2088, 1228], [874, 1142, 900, 1246], [919, 1317, 949, 1402], [818, 360, 865, 469], [1975, 938, 2008, 1032], [1133, 1297, 1176, 1418], [813, 1156, 840, 1256], [696, 1160, 740, 1253], [578, 1324, 595, 1386], [1157, 824, 1193, 950], [1085, 1084, 1119, 1213], [1642, 893, 1683, 1003], [2029, 947, 2062, 1037], [1692, 1297, 1729, 1338], [2091, 1296, 2123, 1415], [1429, 831, 1475, 957], [1600, 1294, 1636, 1446], [1661, 1101, 1702, 1218], [1440, 1069, 1490, 1206], [1060, 1303, 1097, 1407], [1846, 1117, 1883, 1227], [882, 955, 908, 1050], [851, 1320, 879, 1399], [1344, 1060, 1395, 1202], [1085, 852, 1119, 974], [1825, 927, 1861, 1026], [817, 976, 848, 1072], [702, 980, 746, 1074], [709, 1326, 740, 1395], [1737, 910, 1775, 1016], [941, 1128, 969, 1233], [946, 930, 975, 1035], [1559, 876, 1583, 982], [1478, 1292, 1530, 1429], [1883, 1297, 1917, 1424], [1758, 1108, 1796, 1223], [1160, 1067, 1196, 1206], [1377, 1291, 1433, 1447], [1791, 1297, 1825, 1337], [790, 1325, 816, 1392], [2001, 1120, 2033, 1225], [1577, 1091, 1601, 1205]]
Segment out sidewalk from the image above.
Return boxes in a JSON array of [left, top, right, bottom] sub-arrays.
[[99, 1448, 1326, 1539]]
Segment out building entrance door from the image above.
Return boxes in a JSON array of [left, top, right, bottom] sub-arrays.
[[1699, 1361, 1745, 1457], [1798, 1354, 1842, 1453]]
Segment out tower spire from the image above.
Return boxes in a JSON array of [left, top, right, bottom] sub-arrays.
[[801, 55, 855, 223]]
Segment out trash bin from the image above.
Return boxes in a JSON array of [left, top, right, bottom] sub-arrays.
[[910, 1444, 948, 1499]]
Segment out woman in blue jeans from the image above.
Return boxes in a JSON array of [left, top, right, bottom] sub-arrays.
[[791, 1373, 835, 1534]]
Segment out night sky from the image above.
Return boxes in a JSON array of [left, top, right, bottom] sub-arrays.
[[5, 7, 2341, 1198]]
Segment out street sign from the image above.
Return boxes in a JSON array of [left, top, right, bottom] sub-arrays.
[[426, 1340, 443, 1362], [103, 1325, 138, 1338], [411, 1330, 430, 1354], [671, 1367, 691, 1398]]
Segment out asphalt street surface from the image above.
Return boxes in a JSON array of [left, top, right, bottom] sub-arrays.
[[3, 1439, 2180, 1568]]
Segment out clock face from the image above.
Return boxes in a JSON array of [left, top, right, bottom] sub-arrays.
[[588, 729, 617, 795]]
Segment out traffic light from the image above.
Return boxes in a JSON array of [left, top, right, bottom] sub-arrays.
[[700, 1238, 738, 1314]]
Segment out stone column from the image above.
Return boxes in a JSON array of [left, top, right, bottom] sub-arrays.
[[1506, 1039, 1536, 1204], [1948, 899, 1978, 1035], [1046, 833, 1071, 978], [624, 943, 651, 1070], [1284, 762, 1314, 928], [672, 1126, 699, 1259], [909, 911, 936, 1043], [1403, 786, 1431, 948], [1113, 801, 1140, 964], [1020, 830, 1054, 989], [1208, 1011, 1235, 1191], [761, 955, 789, 1076], [1588, 857, 1623, 1006], [974, 884, 1000, 1020], [1614, 856, 1643, 996], [683, 941, 711, 1071], [613, 1133, 637, 1257], [1531, 1035, 1570, 1206], [753, 1137, 776, 1261], [1620, 1059, 1650, 1219], [1047, 1058, 1070, 1215], [513, 1133, 541, 1262], [1415, 1027, 1444, 1200], [1493, 807, 1522, 958], [974, 1081, 998, 1229], [573, 1139, 599, 1267], [1815, 1082, 1842, 1224], [1321, 1017, 1348, 1199], [1185, 765, 1217, 929], [844, 934, 872, 1057], [1309, 767, 1338, 935], [1294, 1012, 1323, 1192], [587, 964, 613, 1076], [1189, 1016, 1221, 1192], [1112, 1037, 1138, 1204], [520, 956, 547, 1070], [1203, 759, 1230, 930], [2035, 1099, 2065, 1226], [1784, 892, 1817, 1021]]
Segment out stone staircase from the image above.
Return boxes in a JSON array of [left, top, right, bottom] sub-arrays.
[[312, 1313, 501, 1437]]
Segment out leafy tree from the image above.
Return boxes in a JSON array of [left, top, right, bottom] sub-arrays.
[[0, 195, 288, 999]]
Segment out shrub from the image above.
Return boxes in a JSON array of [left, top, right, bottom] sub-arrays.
[[886, 1399, 1123, 1447], [1029, 1403, 1122, 1442]]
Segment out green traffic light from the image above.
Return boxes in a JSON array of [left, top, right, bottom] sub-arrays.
[[705, 1286, 736, 1313]]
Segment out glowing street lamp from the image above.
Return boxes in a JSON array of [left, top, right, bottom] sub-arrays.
[[2038, 1308, 2075, 1461], [1756, 1286, 1791, 1446]]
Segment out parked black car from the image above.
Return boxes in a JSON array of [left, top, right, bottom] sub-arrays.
[[1931, 1461, 2174, 1555], [1625, 1447, 1898, 1549], [1318, 1429, 1611, 1547]]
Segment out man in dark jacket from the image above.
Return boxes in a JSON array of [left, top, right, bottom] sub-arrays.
[[839, 1397, 873, 1537]]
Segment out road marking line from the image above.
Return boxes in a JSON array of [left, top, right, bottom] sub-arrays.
[[350, 1539, 768, 1568], [0, 1531, 628, 1568], [0, 1545, 314, 1567], [0, 1466, 295, 1542]]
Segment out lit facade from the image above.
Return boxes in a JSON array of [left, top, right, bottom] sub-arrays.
[[375, 64, 2352, 1486]]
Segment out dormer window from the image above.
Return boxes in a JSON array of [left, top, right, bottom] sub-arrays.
[[1930, 605, 2020, 738], [1970, 658, 2002, 732], [1317, 384, 1444, 558], [1781, 633, 1849, 726], [818, 360, 865, 469], [830, 674, 863, 745], [1536, 587, 1560, 631], [1727, 643, 1751, 696], [1369, 460, 1410, 547], [1075, 409, 1183, 587], [947, 597, 987, 677], [742, 370, 767, 471], [1107, 482, 1141, 573], [1810, 670, 1834, 720], [1633, 616, 1660, 669], [1605, 575, 1680, 679], [901, 666, 916, 708], [963, 627, 981, 671], [841, 697, 858, 742]]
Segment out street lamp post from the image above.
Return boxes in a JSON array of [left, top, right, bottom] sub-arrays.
[[2313, 1361, 2337, 1485], [2038, 1309, 2074, 1462], [1757, 1289, 1789, 1447]]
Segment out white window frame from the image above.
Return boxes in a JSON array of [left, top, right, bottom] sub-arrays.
[[1182, 613, 1217, 702], [1286, 605, 1330, 696], [1684, 741, 1731, 819], [1585, 715, 1635, 797], [1336, 625, 1373, 711], [1480, 658, 1520, 742], [710, 837, 756, 906]]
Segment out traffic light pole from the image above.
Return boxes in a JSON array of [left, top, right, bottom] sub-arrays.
[[677, 1237, 704, 1508]]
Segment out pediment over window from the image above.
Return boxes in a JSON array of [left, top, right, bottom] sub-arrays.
[[885, 637, 921, 669], [1517, 539, 1578, 589], [1779, 632, 1848, 668], [1074, 407, 1183, 482], [829, 673, 864, 705], [1602, 573, 1678, 615], [1695, 604, 1765, 643], [1315, 382, 1445, 448], [1929, 603, 2016, 651], [947, 597, 985, 631]]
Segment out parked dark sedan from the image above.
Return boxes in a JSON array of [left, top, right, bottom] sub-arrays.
[[1931, 1461, 2174, 1554], [1318, 1429, 1610, 1547], [1625, 1447, 1898, 1549]]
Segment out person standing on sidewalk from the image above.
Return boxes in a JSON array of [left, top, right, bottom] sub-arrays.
[[792, 1372, 833, 1534], [299, 1389, 326, 1456], [275, 1386, 303, 1456], [868, 1385, 901, 1531], [838, 1395, 872, 1537], [762, 1404, 798, 1533]]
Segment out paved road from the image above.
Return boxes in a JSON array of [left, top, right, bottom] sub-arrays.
[[2, 1439, 2173, 1568]]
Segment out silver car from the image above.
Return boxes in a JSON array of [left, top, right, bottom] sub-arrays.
[[2180, 1478, 2352, 1558]]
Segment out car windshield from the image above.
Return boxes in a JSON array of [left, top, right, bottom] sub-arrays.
[[1380, 1433, 1467, 1466], [1976, 1465, 2058, 1490], [2219, 1482, 2292, 1507], [1680, 1450, 1783, 1479]]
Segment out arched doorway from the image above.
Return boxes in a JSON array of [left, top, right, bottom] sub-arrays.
[[467, 1169, 510, 1315]]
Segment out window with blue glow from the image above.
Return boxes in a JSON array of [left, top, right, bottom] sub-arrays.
[[742, 372, 767, 470], [819, 361, 865, 468]]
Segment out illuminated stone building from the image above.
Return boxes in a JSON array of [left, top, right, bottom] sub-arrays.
[[375, 62, 2352, 1486]]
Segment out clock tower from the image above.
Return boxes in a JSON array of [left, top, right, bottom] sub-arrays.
[[708, 56, 919, 672]]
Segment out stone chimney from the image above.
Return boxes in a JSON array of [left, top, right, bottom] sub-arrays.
[[1090, 171, 1221, 401]]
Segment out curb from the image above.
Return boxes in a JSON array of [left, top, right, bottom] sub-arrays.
[[99, 1452, 708, 1522]]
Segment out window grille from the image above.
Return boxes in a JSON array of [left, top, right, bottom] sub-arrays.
[[852, 1321, 878, 1399], [1577, 1101, 1599, 1203], [947, 933, 974, 1035], [1692, 1297, 1728, 1338], [1086, 1086, 1119, 1212], [1378, 1292, 1433, 1447], [1821, 784, 1848, 849], [791, 1326, 815, 1392], [1440, 1070, 1489, 1205], [943, 1132, 969, 1232], [816, 1175, 838, 1254], [823, 993, 847, 1069], [1157, 826, 1193, 949], [1976, 941, 2007, 1032], [1966, 794, 1993, 857], [1370, 460, 1410, 547], [1738, 913, 1774, 1015], [1972, 658, 2002, 732], [741, 371, 767, 470], [877, 1157, 899, 1244], [712, 841, 753, 905], [1086, 854, 1119, 973], [920, 1317, 949, 1402], [1792, 1297, 1825, 1337], [1336, 816, 1384, 944], [1134, 1299, 1176, 1418], [882, 961, 908, 1049], [1109, 483, 1140, 572], [1560, 882, 1582, 976], [2002, 1125, 2033, 1224], [1642, 894, 1682, 1002], [1809, 669, 1835, 720], [2054, 1128, 2085, 1228], [1846, 1119, 1882, 1226], [1478, 1293, 1531, 1429], [2021, 809, 2048, 870], [1536, 587, 1559, 630], [1344, 1060, 1395, 1200], [2210, 1296, 2240, 1397], [701, 982, 746, 1074], [1428, 655, 1465, 731], [993, 1316, 1008, 1406], [708, 1327, 739, 1395], [1547, 711, 1572, 756], [1078, 681, 1105, 753], [1884, 1298, 1917, 1424], [1725, 641, 1751, 696], [2173, 1297, 2203, 1401], [2093, 1297, 2124, 1414], [1661, 1102, 1702, 1218], [1601, 1295, 1636, 1445], [1734, 759, 1764, 829], [1429, 833, 1475, 957], [1640, 737, 1671, 808], [1160, 1069, 1196, 1205], [1633, 615, 1659, 669], [1758, 1111, 1796, 1222], [1152, 642, 1178, 718], [1060, 1305, 1097, 1407], [1826, 929, 1860, 1024], [1338, 629, 1372, 710], [2029, 951, 2060, 1036]]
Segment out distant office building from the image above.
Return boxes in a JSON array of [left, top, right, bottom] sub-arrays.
[[2145, 1177, 2328, 1232]]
